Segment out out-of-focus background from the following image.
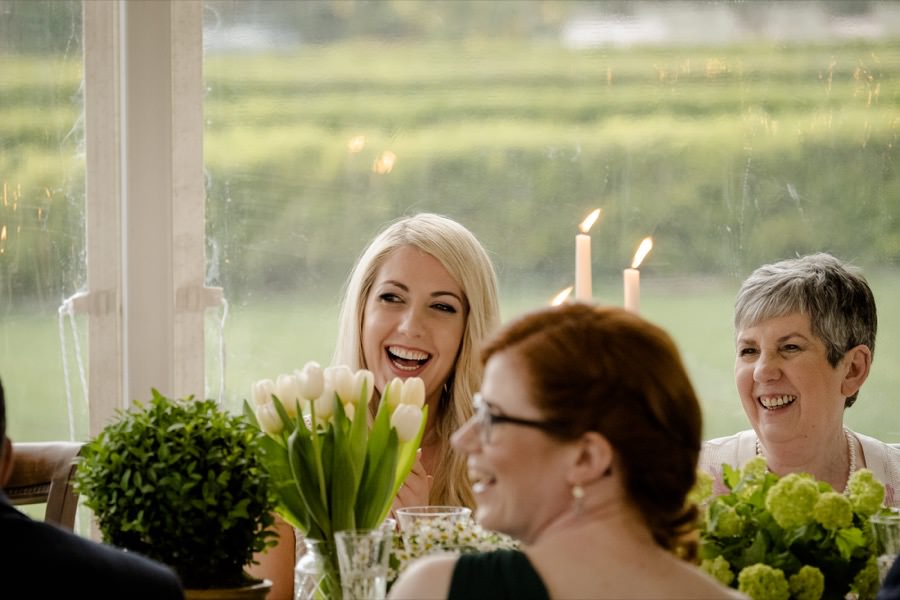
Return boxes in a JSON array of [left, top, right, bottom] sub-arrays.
[[2, 0, 899, 444]]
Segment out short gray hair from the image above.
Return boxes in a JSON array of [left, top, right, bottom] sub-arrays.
[[734, 253, 877, 407]]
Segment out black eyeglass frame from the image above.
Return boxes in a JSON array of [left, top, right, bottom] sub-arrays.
[[472, 392, 566, 444]]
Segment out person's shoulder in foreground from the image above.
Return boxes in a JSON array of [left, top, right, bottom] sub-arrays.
[[878, 554, 900, 600], [390, 549, 550, 600], [388, 552, 458, 600], [0, 375, 183, 599], [0, 497, 184, 599]]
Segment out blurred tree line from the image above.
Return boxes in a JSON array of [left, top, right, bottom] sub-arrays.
[[2, 0, 898, 308], [200, 38, 900, 300]]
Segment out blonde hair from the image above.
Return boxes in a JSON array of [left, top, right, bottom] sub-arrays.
[[333, 213, 500, 508]]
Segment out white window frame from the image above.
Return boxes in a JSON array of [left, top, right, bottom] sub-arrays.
[[82, 0, 217, 434]]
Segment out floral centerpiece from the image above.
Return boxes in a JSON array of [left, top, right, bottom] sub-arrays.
[[696, 456, 888, 600], [245, 361, 427, 599]]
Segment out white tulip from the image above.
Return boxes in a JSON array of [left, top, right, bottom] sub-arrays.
[[343, 402, 356, 423], [312, 383, 336, 422], [400, 377, 425, 409], [354, 369, 375, 405], [384, 378, 403, 411], [252, 379, 275, 406], [390, 404, 423, 443], [326, 365, 356, 405], [297, 361, 324, 400], [256, 402, 283, 435], [275, 373, 302, 417]]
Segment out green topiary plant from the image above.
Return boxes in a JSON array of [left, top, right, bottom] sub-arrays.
[[75, 389, 278, 590]]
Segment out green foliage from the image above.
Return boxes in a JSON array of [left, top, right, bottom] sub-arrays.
[[699, 459, 886, 600], [74, 390, 278, 589]]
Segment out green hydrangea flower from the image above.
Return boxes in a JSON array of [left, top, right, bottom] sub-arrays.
[[765, 473, 819, 529], [812, 491, 853, 530], [700, 555, 734, 587], [846, 469, 885, 517], [788, 565, 825, 600], [738, 564, 790, 600], [688, 469, 715, 506], [714, 505, 745, 537], [742, 455, 768, 480]]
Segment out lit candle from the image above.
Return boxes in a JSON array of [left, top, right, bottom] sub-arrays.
[[624, 237, 653, 313], [550, 286, 573, 306], [575, 209, 601, 301]]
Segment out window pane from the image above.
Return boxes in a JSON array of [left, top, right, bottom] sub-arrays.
[[0, 0, 86, 442], [204, 1, 900, 442]]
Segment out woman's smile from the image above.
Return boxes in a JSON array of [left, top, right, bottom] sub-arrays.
[[362, 245, 467, 407], [386, 345, 431, 373]]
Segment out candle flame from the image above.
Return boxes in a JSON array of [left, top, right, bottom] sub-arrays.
[[1, 225, 6, 241], [631, 237, 653, 269], [579, 208, 601, 233], [550, 286, 573, 306]]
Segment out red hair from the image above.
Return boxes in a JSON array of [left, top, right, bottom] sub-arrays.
[[481, 303, 701, 555]]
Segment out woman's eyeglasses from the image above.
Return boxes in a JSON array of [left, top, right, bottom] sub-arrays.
[[472, 392, 564, 444]]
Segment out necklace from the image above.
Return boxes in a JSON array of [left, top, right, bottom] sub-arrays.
[[755, 427, 857, 493]]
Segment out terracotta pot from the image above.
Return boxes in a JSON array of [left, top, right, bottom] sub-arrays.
[[184, 579, 272, 600]]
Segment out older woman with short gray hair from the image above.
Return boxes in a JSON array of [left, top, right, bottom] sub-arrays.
[[700, 252, 900, 506]]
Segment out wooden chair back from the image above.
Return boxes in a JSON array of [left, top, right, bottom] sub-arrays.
[[3, 441, 83, 530]]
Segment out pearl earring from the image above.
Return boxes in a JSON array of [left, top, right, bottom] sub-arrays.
[[572, 484, 585, 515]]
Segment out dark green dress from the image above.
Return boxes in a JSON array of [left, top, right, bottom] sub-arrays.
[[448, 549, 551, 600]]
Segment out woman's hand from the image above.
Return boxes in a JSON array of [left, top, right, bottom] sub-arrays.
[[393, 450, 433, 511]]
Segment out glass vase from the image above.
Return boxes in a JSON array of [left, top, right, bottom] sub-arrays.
[[294, 538, 342, 600]]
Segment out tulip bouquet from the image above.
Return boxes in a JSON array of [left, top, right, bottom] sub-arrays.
[[245, 361, 427, 598]]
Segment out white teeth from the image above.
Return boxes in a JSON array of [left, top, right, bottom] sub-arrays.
[[388, 346, 430, 361], [759, 395, 796, 409], [393, 362, 419, 372], [470, 476, 495, 494], [468, 467, 495, 494]]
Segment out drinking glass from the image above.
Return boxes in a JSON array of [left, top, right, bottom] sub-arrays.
[[334, 529, 392, 600], [871, 509, 900, 584], [394, 505, 472, 556], [381, 517, 397, 534]]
